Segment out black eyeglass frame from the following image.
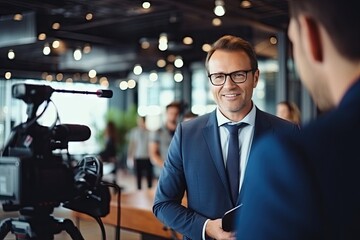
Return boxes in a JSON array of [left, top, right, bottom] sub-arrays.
[[208, 69, 254, 86]]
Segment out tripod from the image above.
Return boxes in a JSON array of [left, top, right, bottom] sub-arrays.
[[0, 206, 84, 240]]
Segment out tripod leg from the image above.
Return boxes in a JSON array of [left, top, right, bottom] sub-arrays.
[[61, 218, 85, 240], [0, 218, 12, 239]]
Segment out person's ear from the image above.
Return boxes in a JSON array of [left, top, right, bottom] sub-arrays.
[[252, 69, 259, 88], [300, 15, 323, 62]]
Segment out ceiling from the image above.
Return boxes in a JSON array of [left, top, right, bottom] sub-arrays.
[[0, 0, 289, 82]]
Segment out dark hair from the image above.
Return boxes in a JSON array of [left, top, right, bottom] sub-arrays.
[[105, 121, 117, 141], [288, 0, 360, 60], [138, 115, 146, 122], [166, 101, 182, 111], [205, 35, 258, 73]]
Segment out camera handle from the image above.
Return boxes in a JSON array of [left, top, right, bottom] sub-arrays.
[[0, 207, 84, 240]]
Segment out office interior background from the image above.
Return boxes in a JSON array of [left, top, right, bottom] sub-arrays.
[[0, 0, 317, 156]]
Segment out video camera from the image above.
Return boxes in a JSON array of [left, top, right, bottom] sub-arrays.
[[0, 83, 114, 239]]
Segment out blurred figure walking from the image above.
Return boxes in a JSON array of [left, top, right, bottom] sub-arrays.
[[127, 115, 154, 190]]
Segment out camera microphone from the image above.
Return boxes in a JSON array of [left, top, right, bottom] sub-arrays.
[[54, 88, 113, 98], [53, 124, 91, 142], [11, 83, 113, 103], [96, 89, 113, 98]]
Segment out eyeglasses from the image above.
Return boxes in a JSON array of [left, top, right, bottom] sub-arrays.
[[208, 69, 253, 86]]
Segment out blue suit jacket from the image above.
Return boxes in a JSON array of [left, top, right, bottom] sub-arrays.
[[236, 79, 360, 240], [153, 107, 299, 239]]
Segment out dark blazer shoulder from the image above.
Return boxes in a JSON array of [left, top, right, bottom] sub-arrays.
[[255, 107, 299, 134], [181, 111, 215, 129]]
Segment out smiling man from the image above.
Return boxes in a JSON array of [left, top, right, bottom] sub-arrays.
[[153, 35, 299, 240]]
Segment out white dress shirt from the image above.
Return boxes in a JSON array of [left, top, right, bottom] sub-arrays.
[[202, 104, 256, 239], [216, 104, 256, 191]]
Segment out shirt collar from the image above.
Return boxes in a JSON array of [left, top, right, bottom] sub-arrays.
[[216, 103, 256, 127]]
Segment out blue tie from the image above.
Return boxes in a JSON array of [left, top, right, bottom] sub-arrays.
[[224, 123, 246, 204]]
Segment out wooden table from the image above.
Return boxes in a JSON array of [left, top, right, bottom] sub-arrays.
[[73, 189, 184, 239]]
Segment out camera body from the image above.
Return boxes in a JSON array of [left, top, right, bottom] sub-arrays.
[[0, 155, 75, 212]]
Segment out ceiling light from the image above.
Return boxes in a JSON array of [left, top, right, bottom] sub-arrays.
[[158, 43, 168, 51], [157, 59, 166, 68], [41, 72, 48, 79], [88, 69, 97, 78], [142, 1, 151, 9], [167, 55, 176, 62], [159, 33, 168, 44], [202, 43, 212, 52], [174, 72, 183, 82], [52, 22, 60, 30], [85, 13, 93, 21], [13, 14, 23, 21], [83, 44, 92, 54], [133, 64, 143, 75], [214, 0, 225, 17], [46, 74, 53, 81], [183, 37, 193, 45], [43, 43, 51, 55], [8, 49, 15, 60], [5, 72, 11, 80], [269, 36, 278, 45], [128, 79, 137, 89], [212, 18, 222, 26], [140, 39, 150, 49], [90, 77, 97, 83], [149, 71, 158, 81], [38, 33, 46, 41], [158, 33, 168, 51], [119, 81, 128, 90], [73, 48, 82, 61], [66, 78, 73, 83], [174, 56, 184, 68], [100, 77, 109, 87], [56, 73, 63, 81], [241, 0, 252, 8], [52, 40, 60, 48]]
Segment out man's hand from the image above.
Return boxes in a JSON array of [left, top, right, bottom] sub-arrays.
[[205, 219, 236, 240]]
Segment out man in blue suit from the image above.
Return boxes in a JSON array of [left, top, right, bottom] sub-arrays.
[[153, 35, 299, 240], [236, 0, 360, 239]]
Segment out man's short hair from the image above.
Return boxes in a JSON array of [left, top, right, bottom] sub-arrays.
[[205, 35, 258, 73], [288, 0, 360, 60], [166, 101, 182, 111]]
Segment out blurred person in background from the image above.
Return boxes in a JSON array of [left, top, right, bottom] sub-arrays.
[[98, 121, 118, 182], [127, 115, 154, 190], [276, 100, 301, 125], [98, 121, 117, 164], [149, 101, 182, 178]]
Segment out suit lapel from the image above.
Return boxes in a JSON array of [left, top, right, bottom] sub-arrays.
[[202, 111, 230, 196]]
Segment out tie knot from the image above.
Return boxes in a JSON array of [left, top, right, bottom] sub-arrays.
[[224, 123, 247, 135]]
